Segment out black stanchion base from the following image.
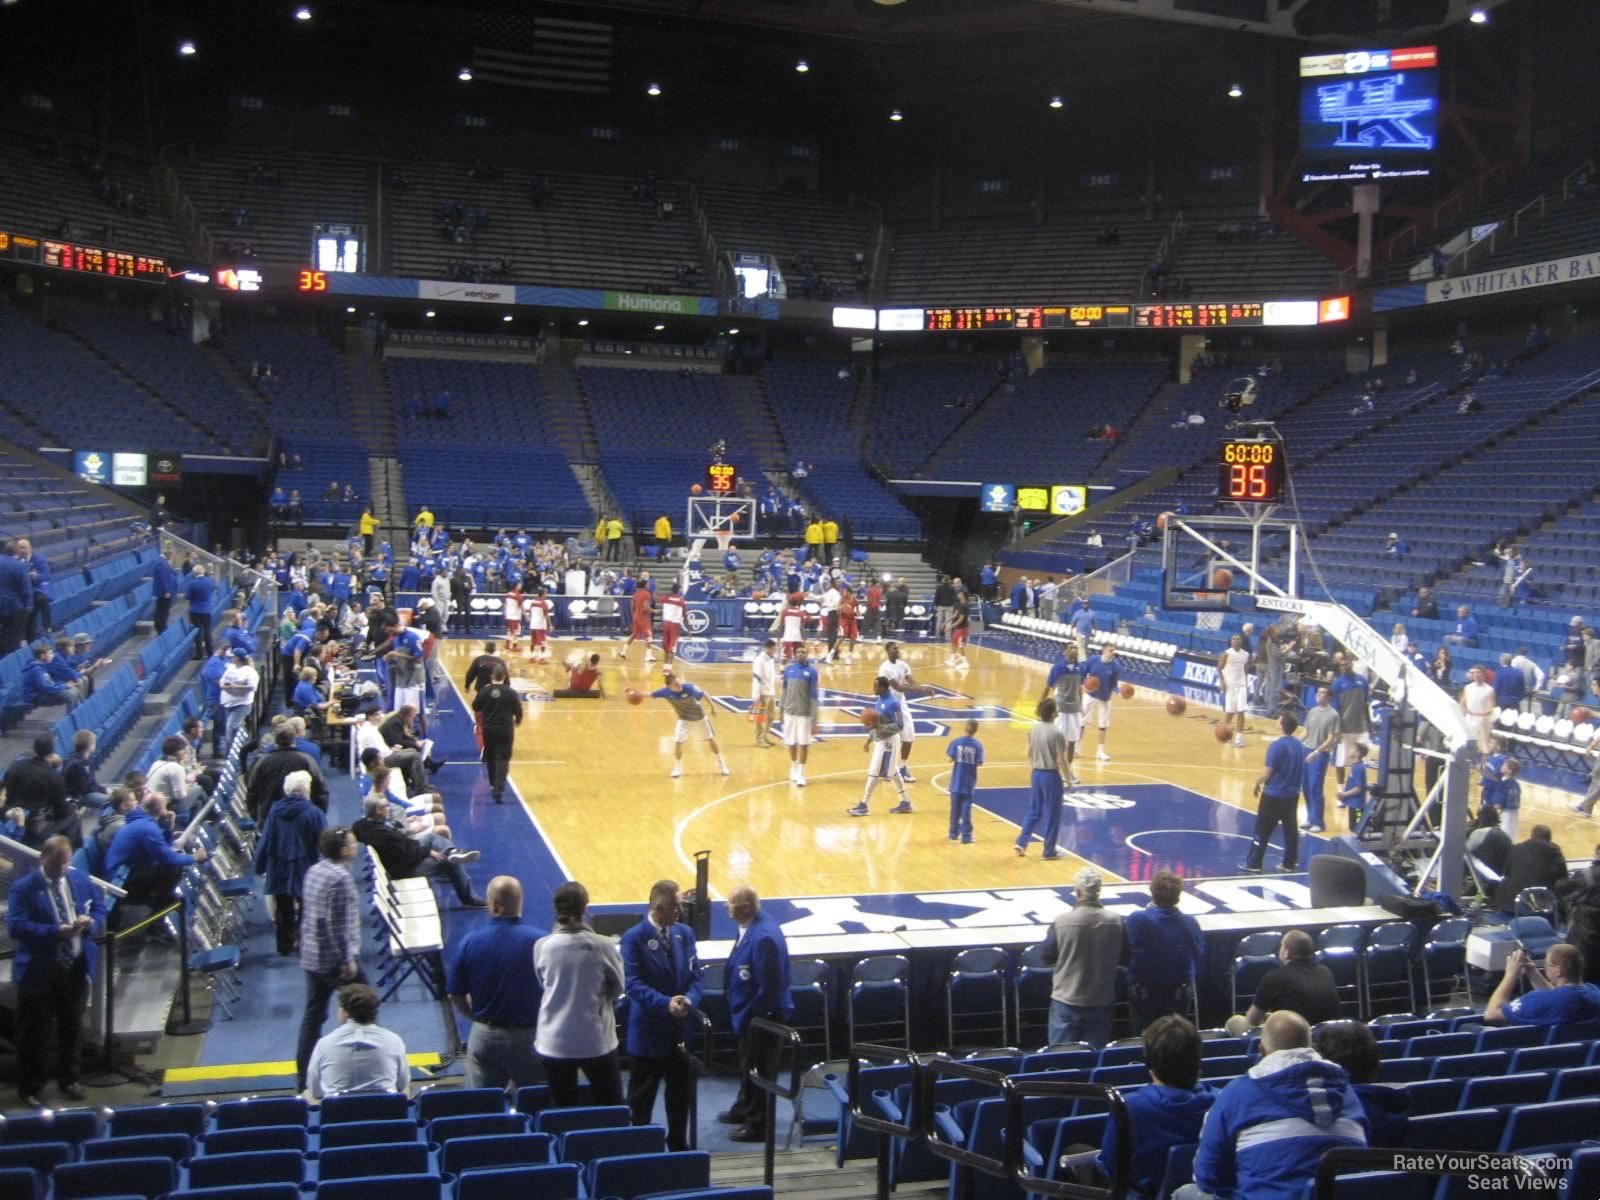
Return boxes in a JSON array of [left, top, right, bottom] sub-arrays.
[[166, 1017, 212, 1037]]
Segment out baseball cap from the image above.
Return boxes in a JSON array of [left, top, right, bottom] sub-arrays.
[[231, 648, 253, 662], [416, 598, 434, 609], [72, 633, 92, 646], [1073, 867, 1103, 892]]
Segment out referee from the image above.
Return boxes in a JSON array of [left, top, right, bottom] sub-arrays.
[[446, 875, 547, 1089]]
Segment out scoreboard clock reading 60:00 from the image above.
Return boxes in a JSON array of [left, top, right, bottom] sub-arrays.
[[1217, 438, 1286, 505], [706, 462, 738, 494]]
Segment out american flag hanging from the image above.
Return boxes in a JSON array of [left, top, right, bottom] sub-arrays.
[[472, 12, 614, 94]]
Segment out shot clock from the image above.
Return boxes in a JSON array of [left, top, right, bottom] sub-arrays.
[[705, 462, 738, 494], [1217, 438, 1286, 505]]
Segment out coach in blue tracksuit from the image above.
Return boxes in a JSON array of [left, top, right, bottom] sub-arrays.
[[621, 879, 704, 1150], [183, 564, 216, 659], [152, 551, 180, 634], [719, 885, 793, 1144]]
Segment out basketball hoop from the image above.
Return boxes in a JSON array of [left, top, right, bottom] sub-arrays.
[[714, 528, 734, 558]]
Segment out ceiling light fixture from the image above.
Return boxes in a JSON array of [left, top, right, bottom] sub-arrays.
[[1227, 83, 1243, 98], [1468, 7, 1488, 22], [1049, 96, 1064, 109], [294, 6, 312, 20], [795, 59, 809, 73], [889, 108, 903, 122], [646, 82, 662, 96], [458, 68, 473, 81], [178, 40, 197, 55]]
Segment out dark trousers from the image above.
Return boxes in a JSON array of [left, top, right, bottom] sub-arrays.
[[629, 1052, 694, 1151], [116, 864, 182, 924], [17, 958, 89, 1093], [545, 1050, 623, 1108], [190, 612, 213, 659], [282, 657, 298, 706], [363, 534, 375, 556], [0, 608, 28, 655], [297, 964, 368, 1090], [153, 595, 172, 634], [272, 893, 300, 956], [482, 728, 514, 794], [29, 593, 50, 639], [1130, 979, 1193, 1032], [728, 1022, 784, 1134], [1246, 792, 1300, 870]]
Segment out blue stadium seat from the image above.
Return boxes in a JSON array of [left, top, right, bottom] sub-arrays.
[[1563, 1147, 1600, 1200], [426, 1113, 529, 1146], [1459, 1072, 1551, 1108], [1399, 1108, 1505, 1151], [52, 1155, 177, 1200], [1473, 1024, 1545, 1051], [453, 1162, 581, 1200], [585, 1150, 711, 1200], [106, 1103, 207, 1139], [1428, 1051, 1506, 1080], [317, 1119, 423, 1149], [1374, 1057, 1430, 1084], [316, 1141, 433, 1180], [1497, 1098, 1600, 1152], [316, 1173, 442, 1200], [438, 1132, 553, 1176], [415, 1088, 510, 1123], [1509, 1042, 1588, 1072], [1403, 1032, 1474, 1058], [318, 1092, 412, 1125], [175, 1188, 303, 1200], [186, 1148, 306, 1189], [1396, 1079, 1464, 1117], [211, 1096, 309, 1130], [0, 1140, 72, 1175], [531, 1106, 633, 1137], [557, 1125, 666, 1165], [1550, 1065, 1600, 1100], [647, 1191, 775, 1200], [946, 947, 1009, 1049], [200, 1125, 309, 1156]]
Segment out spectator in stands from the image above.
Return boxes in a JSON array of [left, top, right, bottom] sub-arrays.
[[14, 538, 50, 640], [1077, 1016, 1214, 1199], [1410, 587, 1439, 620], [7, 834, 104, 1108], [653, 512, 672, 557], [95, 786, 137, 861], [1312, 1022, 1409, 1147], [1491, 823, 1567, 913], [0, 537, 34, 655], [1039, 867, 1124, 1048], [23, 639, 83, 712], [717, 885, 793, 1141], [297, 826, 366, 1091], [1467, 805, 1512, 892], [533, 879, 626, 1106], [447, 873, 547, 1090], [433, 389, 451, 419], [620, 877, 703, 1150], [382, 703, 440, 772], [246, 725, 327, 821], [1383, 531, 1408, 558], [151, 550, 179, 635], [4, 737, 75, 849], [254, 769, 327, 958], [287, 489, 303, 519], [106, 794, 207, 923], [1226, 930, 1340, 1032], [449, 567, 474, 633], [1124, 870, 1204, 1029], [146, 735, 205, 823], [305, 981, 409, 1100], [184, 563, 217, 659], [149, 494, 171, 534], [1556, 846, 1600, 983], [62, 730, 107, 813], [1181, 1010, 1366, 1200], [1485, 942, 1600, 1026], [198, 644, 229, 758], [219, 647, 260, 753], [354, 795, 485, 908]]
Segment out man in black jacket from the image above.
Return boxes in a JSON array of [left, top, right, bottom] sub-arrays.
[[1556, 844, 1600, 983], [1492, 824, 1569, 913], [472, 666, 524, 803], [4, 735, 76, 847], [245, 727, 328, 821], [464, 641, 507, 695], [353, 797, 485, 908]]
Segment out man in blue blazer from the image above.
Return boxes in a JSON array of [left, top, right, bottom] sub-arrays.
[[621, 879, 704, 1150], [718, 885, 793, 1143], [6, 836, 105, 1107]]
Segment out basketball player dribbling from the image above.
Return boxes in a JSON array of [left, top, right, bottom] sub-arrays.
[[650, 671, 730, 778], [876, 641, 919, 783], [848, 676, 912, 817]]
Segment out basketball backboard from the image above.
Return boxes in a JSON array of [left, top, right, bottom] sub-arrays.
[[1160, 512, 1299, 612], [686, 494, 756, 540]]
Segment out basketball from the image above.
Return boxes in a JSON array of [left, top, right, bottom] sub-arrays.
[[731, 510, 743, 523], [1572, 706, 1593, 726], [1481, 667, 1495, 685], [1214, 722, 1233, 742], [625, 688, 645, 705], [1212, 568, 1234, 590], [1167, 695, 1187, 716], [563, 652, 582, 671], [1084, 674, 1101, 693], [1119, 682, 1135, 699], [690, 483, 703, 495], [1157, 511, 1176, 532], [860, 708, 878, 728]]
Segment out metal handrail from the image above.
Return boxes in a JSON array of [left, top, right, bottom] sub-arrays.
[[1005, 1077, 1131, 1200], [745, 1017, 804, 1186], [675, 1008, 715, 1150], [846, 1042, 915, 1200], [919, 1055, 1013, 1184]]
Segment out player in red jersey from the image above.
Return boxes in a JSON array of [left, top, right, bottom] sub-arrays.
[[617, 573, 658, 663], [836, 586, 860, 664], [659, 589, 686, 659], [522, 588, 553, 663], [865, 579, 885, 641], [775, 593, 809, 661]]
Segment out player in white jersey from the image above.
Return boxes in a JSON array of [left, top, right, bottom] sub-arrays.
[[775, 594, 809, 660], [750, 638, 778, 747], [522, 589, 553, 663], [876, 641, 919, 782], [1459, 664, 1498, 761], [817, 582, 842, 662], [502, 586, 524, 650], [1218, 634, 1252, 747]]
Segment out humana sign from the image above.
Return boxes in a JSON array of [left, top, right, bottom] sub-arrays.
[[603, 290, 698, 314]]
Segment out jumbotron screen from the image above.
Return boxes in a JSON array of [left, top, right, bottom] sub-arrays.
[[1299, 46, 1438, 183]]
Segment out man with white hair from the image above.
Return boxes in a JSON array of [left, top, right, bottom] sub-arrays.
[[254, 769, 327, 956], [1038, 866, 1125, 1048]]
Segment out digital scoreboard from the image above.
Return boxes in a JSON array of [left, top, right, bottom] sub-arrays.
[[910, 300, 1318, 331], [706, 462, 738, 494], [1217, 438, 1286, 505], [921, 305, 1134, 331], [0, 231, 167, 280], [1299, 46, 1438, 183], [1134, 302, 1265, 328]]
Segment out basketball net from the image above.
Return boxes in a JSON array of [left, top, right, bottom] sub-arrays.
[[715, 527, 734, 557]]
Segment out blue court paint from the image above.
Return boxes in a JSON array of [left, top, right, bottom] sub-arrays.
[[710, 683, 1022, 741]]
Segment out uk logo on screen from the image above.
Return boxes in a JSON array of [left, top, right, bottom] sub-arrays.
[[1317, 73, 1435, 151]]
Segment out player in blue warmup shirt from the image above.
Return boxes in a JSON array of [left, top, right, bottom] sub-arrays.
[[1241, 713, 1306, 874], [651, 673, 729, 779], [1496, 756, 1523, 839], [1479, 734, 1509, 812], [1081, 642, 1120, 762], [945, 718, 984, 843], [1336, 743, 1369, 833], [849, 678, 912, 817]]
